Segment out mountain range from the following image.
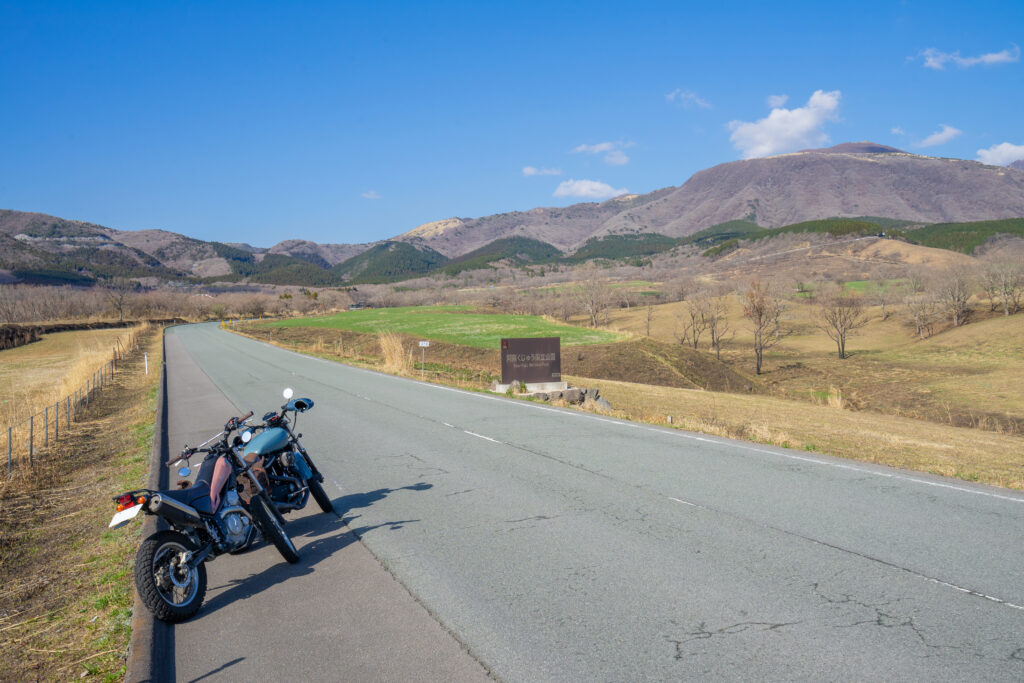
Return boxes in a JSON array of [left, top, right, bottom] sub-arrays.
[[2, 142, 1024, 286]]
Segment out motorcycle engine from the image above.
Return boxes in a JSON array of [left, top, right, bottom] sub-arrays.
[[218, 506, 252, 548]]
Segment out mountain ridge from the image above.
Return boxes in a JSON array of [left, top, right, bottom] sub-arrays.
[[3, 143, 1024, 284]]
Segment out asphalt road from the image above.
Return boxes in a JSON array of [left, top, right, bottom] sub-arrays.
[[166, 323, 1024, 681]]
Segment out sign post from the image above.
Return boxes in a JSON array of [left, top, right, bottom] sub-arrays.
[[500, 337, 561, 387], [418, 341, 430, 378]]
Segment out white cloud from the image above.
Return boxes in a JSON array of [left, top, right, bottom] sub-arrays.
[[767, 94, 789, 108], [553, 179, 629, 200], [522, 166, 562, 176], [891, 126, 905, 135], [918, 124, 962, 147], [976, 142, 1024, 166], [603, 149, 630, 166], [573, 142, 615, 154], [361, 190, 381, 199], [728, 89, 841, 159], [918, 45, 1020, 70], [572, 141, 631, 165], [666, 88, 712, 109]]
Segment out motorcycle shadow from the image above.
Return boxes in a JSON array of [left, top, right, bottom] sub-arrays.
[[330, 481, 432, 517], [197, 485, 429, 618]]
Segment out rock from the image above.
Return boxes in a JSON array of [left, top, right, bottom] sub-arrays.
[[562, 388, 582, 404], [532, 392, 550, 401], [595, 397, 612, 411]]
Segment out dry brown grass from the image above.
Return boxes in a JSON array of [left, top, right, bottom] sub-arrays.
[[567, 374, 1024, 490], [0, 325, 147, 429], [1, 325, 149, 471], [377, 330, 411, 373], [0, 327, 161, 681]]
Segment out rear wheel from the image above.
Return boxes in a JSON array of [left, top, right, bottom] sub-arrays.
[[135, 530, 207, 623], [251, 495, 299, 563], [308, 477, 334, 513]]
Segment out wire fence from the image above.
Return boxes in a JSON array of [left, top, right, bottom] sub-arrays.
[[3, 327, 145, 475]]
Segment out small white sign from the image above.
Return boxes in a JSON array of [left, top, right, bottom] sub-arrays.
[[419, 341, 430, 347]]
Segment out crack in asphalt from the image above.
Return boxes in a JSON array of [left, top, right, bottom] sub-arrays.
[[666, 621, 800, 659]]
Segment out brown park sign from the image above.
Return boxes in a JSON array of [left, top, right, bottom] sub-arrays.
[[500, 337, 561, 384]]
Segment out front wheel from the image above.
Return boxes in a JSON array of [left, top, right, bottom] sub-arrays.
[[308, 477, 334, 513], [134, 530, 207, 623], [251, 495, 299, 563]]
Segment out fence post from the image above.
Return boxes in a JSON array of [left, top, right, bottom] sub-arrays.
[[66, 396, 70, 430], [86, 379, 90, 408], [7, 427, 11, 474], [55, 401, 59, 441], [44, 406, 49, 447], [29, 416, 34, 466]]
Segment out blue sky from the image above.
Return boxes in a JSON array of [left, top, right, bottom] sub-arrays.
[[1, 1, 1021, 247]]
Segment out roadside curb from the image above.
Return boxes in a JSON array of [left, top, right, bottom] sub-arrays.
[[125, 329, 174, 683]]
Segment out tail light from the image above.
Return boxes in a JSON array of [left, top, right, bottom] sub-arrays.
[[115, 492, 142, 512]]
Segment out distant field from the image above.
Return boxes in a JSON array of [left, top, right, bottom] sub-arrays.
[[265, 306, 626, 348], [0, 328, 131, 411]]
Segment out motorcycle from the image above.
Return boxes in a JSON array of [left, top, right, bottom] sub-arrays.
[[244, 388, 333, 516], [108, 412, 299, 623]]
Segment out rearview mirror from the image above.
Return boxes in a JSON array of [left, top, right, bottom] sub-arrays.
[[241, 430, 253, 444], [177, 466, 191, 478], [283, 387, 294, 400]]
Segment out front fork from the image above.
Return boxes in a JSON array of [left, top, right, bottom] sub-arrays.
[[284, 425, 324, 483], [235, 449, 287, 526]]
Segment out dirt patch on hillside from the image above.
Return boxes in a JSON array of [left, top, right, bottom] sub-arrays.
[[564, 339, 756, 392]]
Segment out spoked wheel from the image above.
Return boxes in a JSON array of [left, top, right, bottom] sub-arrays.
[[134, 530, 207, 623], [251, 495, 300, 563], [308, 477, 334, 513]]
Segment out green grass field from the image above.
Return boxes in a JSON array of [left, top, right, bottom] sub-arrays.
[[265, 306, 626, 348]]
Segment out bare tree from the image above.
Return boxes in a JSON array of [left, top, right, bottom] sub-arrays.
[[105, 278, 135, 322], [817, 288, 869, 359], [675, 291, 710, 349], [706, 294, 733, 360], [905, 267, 927, 294], [644, 295, 662, 337], [0, 286, 16, 323], [904, 292, 941, 339], [980, 260, 1023, 316], [573, 266, 614, 327], [742, 279, 786, 375], [935, 268, 972, 327], [870, 277, 894, 321]]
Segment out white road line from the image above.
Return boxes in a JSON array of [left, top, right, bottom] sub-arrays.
[[922, 576, 1024, 611], [668, 497, 697, 507], [464, 431, 500, 444]]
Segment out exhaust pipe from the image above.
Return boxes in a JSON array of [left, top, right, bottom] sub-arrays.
[[149, 494, 203, 527]]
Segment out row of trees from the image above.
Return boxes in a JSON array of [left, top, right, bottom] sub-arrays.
[[0, 283, 357, 324], [662, 260, 1024, 374]]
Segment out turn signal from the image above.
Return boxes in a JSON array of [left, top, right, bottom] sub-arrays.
[[137, 495, 147, 505], [116, 503, 125, 512]]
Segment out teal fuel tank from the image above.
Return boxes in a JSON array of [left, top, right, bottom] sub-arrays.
[[244, 427, 290, 457]]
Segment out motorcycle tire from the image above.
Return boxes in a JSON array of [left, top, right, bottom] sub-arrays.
[[308, 477, 334, 513], [251, 495, 299, 564], [134, 530, 208, 623]]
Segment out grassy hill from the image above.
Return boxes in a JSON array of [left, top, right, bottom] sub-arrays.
[[891, 218, 1024, 254], [331, 241, 448, 284], [441, 237, 562, 275], [568, 234, 680, 262]]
